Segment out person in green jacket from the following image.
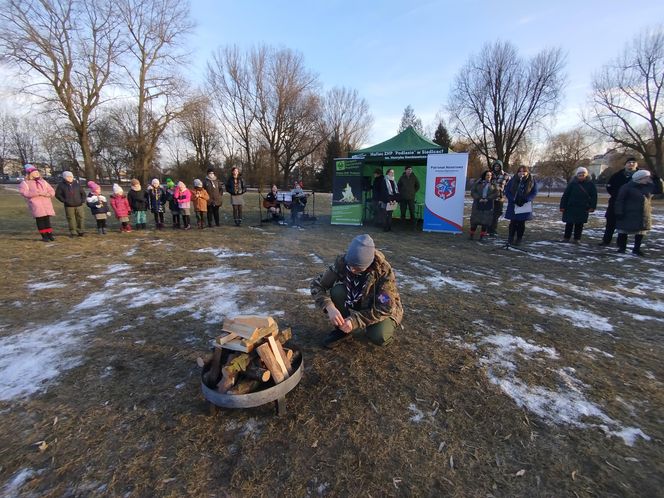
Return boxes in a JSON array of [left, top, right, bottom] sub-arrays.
[[397, 166, 420, 225], [559, 167, 597, 244], [310, 234, 403, 348]]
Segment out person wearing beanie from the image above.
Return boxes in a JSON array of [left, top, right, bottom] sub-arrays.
[[559, 166, 597, 244], [488, 159, 511, 237], [614, 168, 662, 256], [599, 157, 640, 246], [19, 164, 57, 242], [311, 234, 403, 348], [203, 167, 224, 227], [127, 179, 148, 229], [164, 178, 181, 228], [86, 181, 110, 235], [55, 171, 86, 237], [110, 183, 132, 232], [146, 178, 167, 229], [191, 179, 210, 229], [174, 181, 192, 229], [225, 167, 247, 226]]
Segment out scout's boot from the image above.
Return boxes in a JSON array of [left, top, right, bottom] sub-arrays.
[[617, 233, 627, 253], [322, 328, 353, 349]]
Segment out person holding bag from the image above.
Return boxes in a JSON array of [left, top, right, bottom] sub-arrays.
[[559, 167, 597, 244], [469, 170, 498, 241], [504, 165, 538, 246], [376, 168, 399, 232]]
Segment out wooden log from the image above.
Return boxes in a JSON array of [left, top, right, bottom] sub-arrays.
[[267, 336, 291, 377], [204, 347, 224, 388], [227, 379, 261, 395], [275, 327, 292, 344], [216, 332, 238, 346], [221, 322, 258, 340], [245, 364, 271, 382], [217, 365, 237, 393], [221, 337, 254, 353], [256, 343, 287, 384], [231, 315, 276, 329], [283, 348, 293, 361]]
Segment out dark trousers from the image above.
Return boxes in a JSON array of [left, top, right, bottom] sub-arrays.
[[382, 207, 393, 231], [564, 223, 584, 240], [35, 216, 53, 232], [196, 211, 206, 227], [153, 212, 164, 227], [601, 205, 616, 243], [207, 205, 220, 226], [489, 200, 504, 235], [399, 199, 416, 221], [617, 233, 644, 252], [508, 220, 526, 242], [330, 284, 395, 346]]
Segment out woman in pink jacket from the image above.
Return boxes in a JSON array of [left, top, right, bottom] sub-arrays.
[[19, 164, 57, 242]]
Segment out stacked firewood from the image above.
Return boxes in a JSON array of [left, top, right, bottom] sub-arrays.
[[198, 316, 300, 395]]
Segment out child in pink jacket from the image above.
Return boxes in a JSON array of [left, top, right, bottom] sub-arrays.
[[174, 181, 192, 230], [19, 164, 57, 242], [110, 184, 132, 232]]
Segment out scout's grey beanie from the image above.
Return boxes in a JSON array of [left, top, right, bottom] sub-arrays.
[[346, 234, 375, 270]]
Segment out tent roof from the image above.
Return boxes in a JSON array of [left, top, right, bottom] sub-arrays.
[[350, 126, 444, 159]]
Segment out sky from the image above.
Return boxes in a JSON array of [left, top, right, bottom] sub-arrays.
[[187, 0, 664, 147]]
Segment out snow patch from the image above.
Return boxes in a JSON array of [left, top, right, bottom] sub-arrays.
[[532, 304, 613, 333]]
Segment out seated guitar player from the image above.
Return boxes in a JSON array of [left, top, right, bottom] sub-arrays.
[[263, 184, 282, 221]]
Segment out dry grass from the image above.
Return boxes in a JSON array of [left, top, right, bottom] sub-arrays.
[[0, 185, 662, 497]]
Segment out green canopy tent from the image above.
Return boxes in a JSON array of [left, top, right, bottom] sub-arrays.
[[331, 126, 447, 225]]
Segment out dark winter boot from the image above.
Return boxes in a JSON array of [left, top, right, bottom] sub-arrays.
[[616, 233, 628, 253], [40, 232, 50, 242], [468, 229, 475, 240], [507, 223, 516, 245], [632, 234, 645, 256], [479, 231, 487, 241], [47, 232, 55, 241]]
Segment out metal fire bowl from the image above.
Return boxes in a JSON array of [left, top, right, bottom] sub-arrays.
[[201, 353, 303, 410]]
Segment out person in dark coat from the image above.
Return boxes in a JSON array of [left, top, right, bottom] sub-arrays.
[[127, 179, 148, 229], [55, 171, 86, 236], [488, 160, 511, 237], [504, 165, 538, 246], [614, 169, 662, 256], [469, 170, 498, 241], [225, 167, 247, 226], [146, 178, 167, 229], [559, 167, 597, 243], [203, 167, 224, 227], [371, 168, 383, 226], [599, 157, 639, 246], [375, 168, 399, 232], [397, 166, 420, 225]]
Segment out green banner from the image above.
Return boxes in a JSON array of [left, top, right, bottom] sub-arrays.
[[331, 159, 363, 225]]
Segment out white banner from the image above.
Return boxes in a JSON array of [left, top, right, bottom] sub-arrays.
[[423, 153, 468, 233]]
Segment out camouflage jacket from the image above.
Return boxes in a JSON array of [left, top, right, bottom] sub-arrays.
[[310, 249, 403, 329], [491, 171, 511, 201]]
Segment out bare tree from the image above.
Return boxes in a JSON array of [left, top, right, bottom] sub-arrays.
[[8, 115, 37, 165], [543, 128, 595, 180], [207, 45, 259, 173], [0, 0, 123, 180], [585, 26, 664, 177], [177, 96, 221, 172], [252, 46, 325, 185], [115, 0, 195, 183], [448, 40, 565, 171], [322, 86, 373, 154]]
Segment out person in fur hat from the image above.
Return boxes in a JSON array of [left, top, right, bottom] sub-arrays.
[[311, 234, 403, 348], [86, 181, 110, 235], [127, 179, 148, 229], [614, 169, 663, 256], [191, 179, 210, 229], [19, 164, 57, 242], [110, 183, 132, 232]]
